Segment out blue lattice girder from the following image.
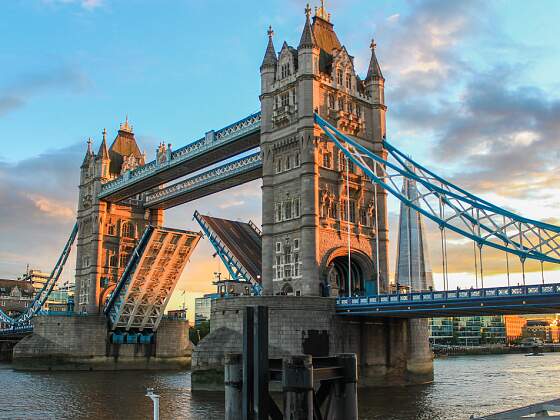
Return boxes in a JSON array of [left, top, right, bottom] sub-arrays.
[[314, 113, 560, 265], [0, 223, 78, 328]]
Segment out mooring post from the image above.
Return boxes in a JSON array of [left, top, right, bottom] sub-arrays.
[[224, 353, 243, 420], [242, 306, 255, 420], [333, 353, 358, 420], [254, 305, 269, 420], [283, 355, 314, 420]]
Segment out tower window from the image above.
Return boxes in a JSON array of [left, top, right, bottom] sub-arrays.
[[284, 200, 292, 220], [276, 203, 283, 222], [346, 73, 352, 89], [106, 224, 115, 236], [328, 94, 335, 109], [276, 159, 283, 173], [337, 68, 343, 85], [276, 242, 282, 253], [322, 152, 332, 169], [348, 101, 353, 114], [285, 156, 291, 170], [294, 238, 300, 250], [338, 97, 344, 112], [281, 92, 289, 107], [293, 197, 300, 218], [356, 105, 361, 118], [121, 222, 133, 238], [295, 153, 300, 167]]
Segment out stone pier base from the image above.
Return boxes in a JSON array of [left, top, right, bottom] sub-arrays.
[[12, 314, 192, 371], [191, 296, 433, 390]]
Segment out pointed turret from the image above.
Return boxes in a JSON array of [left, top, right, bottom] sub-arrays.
[[366, 39, 384, 81], [96, 128, 109, 160], [81, 138, 94, 167], [299, 4, 317, 49], [260, 26, 278, 69]]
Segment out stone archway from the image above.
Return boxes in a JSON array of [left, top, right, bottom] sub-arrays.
[[321, 248, 375, 297]]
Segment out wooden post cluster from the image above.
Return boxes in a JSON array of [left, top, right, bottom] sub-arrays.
[[225, 306, 358, 420]]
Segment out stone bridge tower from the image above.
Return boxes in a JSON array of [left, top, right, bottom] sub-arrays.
[[260, 4, 389, 297], [75, 120, 163, 314]]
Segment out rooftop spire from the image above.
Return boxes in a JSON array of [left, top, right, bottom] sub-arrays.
[[299, 3, 317, 49], [260, 25, 278, 69], [315, 0, 330, 22], [366, 38, 384, 81], [120, 115, 133, 133], [82, 137, 94, 166], [97, 128, 109, 160]]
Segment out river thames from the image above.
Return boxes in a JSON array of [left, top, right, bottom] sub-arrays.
[[2, 353, 559, 419]]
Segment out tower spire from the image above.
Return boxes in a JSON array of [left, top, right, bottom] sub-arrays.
[[299, 3, 317, 49], [366, 38, 384, 81], [97, 128, 109, 160], [260, 25, 278, 69], [82, 137, 94, 166]]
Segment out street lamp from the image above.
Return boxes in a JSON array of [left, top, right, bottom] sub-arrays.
[[146, 388, 160, 420]]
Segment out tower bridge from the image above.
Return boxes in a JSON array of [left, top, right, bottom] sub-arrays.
[[4, 2, 560, 383]]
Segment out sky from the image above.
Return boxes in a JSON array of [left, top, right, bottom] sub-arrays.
[[1, 0, 560, 320]]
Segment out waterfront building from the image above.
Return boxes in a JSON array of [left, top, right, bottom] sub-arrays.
[[194, 295, 215, 327], [430, 316, 506, 346], [504, 315, 527, 342], [480, 316, 507, 344], [21, 269, 50, 293], [522, 319, 560, 343], [429, 318, 454, 344], [0, 279, 35, 329]]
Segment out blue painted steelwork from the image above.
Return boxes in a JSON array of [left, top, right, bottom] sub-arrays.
[[336, 283, 560, 318], [99, 112, 261, 199], [314, 113, 560, 264], [194, 211, 262, 295], [144, 151, 262, 208], [0, 324, 33, 336], [0, 223, 78, 331]]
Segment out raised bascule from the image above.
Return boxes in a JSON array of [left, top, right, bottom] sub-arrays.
[[4, 3, 560, 385]]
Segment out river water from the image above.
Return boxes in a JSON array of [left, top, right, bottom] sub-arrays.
[[2, 353, 559, 419]]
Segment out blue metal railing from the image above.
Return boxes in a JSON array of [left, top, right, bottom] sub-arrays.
[[336, 283, 560, 311]]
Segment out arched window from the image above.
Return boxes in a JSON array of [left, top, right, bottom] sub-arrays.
[[121, 222, 133, 238]]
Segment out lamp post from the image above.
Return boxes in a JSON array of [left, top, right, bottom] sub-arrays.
[[146, 388, 160, 420]]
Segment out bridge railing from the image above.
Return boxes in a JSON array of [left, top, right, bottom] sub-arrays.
[[336, 283, 560, 307], [99, 112, 261, 197]]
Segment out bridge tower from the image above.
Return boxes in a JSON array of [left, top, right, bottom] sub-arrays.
[[260, 4, 389, 297], [74, 120, 163, 314]]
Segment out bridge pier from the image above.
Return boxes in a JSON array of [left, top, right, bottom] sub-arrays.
[[191, 296, 433, 390], [12, 314, 192, 371]]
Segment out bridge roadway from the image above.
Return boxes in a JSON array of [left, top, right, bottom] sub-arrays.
[[98, 112, 261, 202], [336, 283, 560, 318]]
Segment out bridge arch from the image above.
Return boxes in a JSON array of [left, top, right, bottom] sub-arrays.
[[320, 248, 375, 297]]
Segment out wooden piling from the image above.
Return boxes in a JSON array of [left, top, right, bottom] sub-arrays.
[[224, 353, 243, 420], [283, 355, 314, 420]]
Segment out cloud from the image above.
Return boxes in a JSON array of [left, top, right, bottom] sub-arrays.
[[40, 0, 103, 10], [24, 193, 75, 220], [0, 67, 90, 117]]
